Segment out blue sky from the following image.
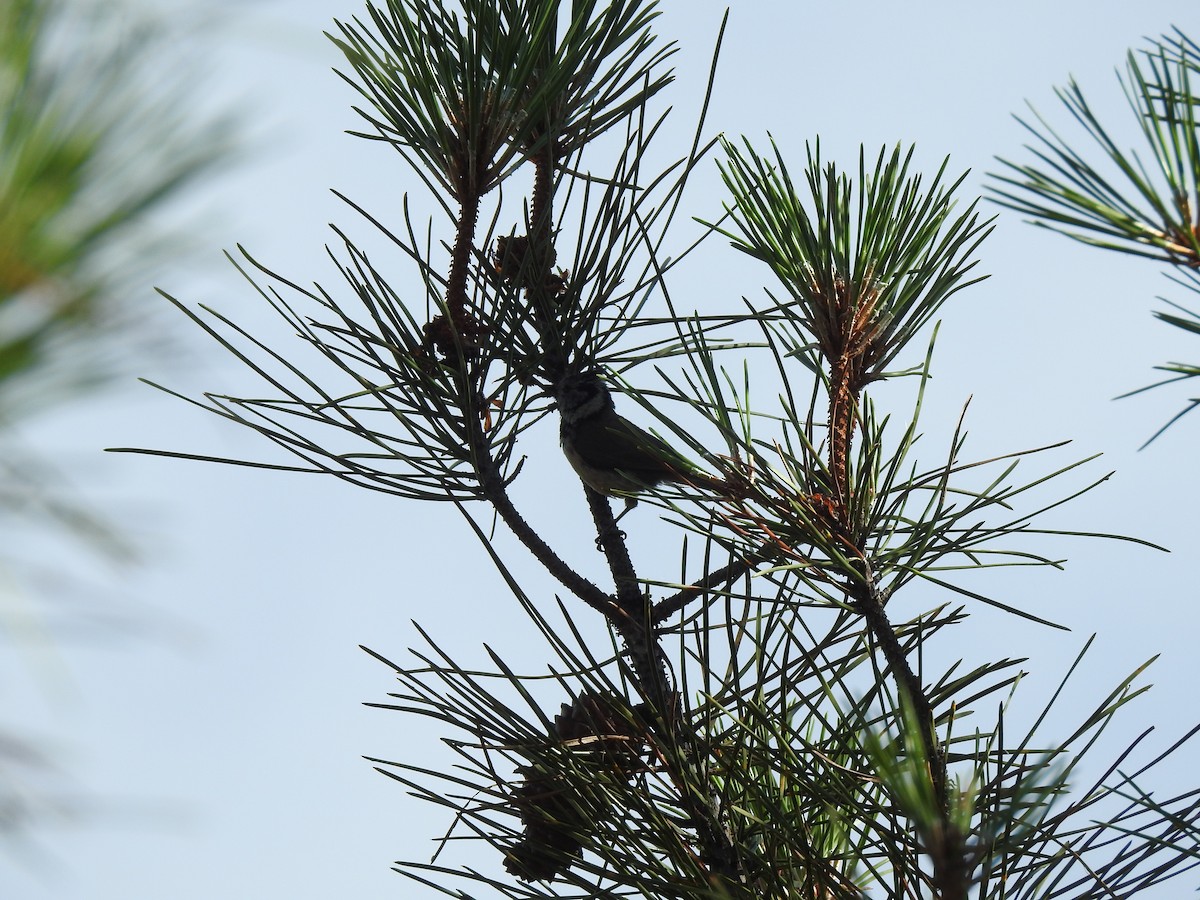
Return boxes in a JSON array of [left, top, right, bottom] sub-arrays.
[[5, 2, 1199, 897]]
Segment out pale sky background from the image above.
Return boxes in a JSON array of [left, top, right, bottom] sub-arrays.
[[5, 2, 1200, 898]]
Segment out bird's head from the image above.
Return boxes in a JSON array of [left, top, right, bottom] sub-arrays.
[[556, 371, 615, 425]]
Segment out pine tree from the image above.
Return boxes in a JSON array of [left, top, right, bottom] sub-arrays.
[[133, 3, 1200, 896]]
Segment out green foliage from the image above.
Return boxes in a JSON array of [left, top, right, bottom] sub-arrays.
[[330, 0, 674, 203], [991, 27, 1200, 442], [0, 0, 229, 413], [712, 140, 991, 387], [992, 28, 1200, 265]]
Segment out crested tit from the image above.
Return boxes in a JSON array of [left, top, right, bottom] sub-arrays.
[[557, 372, 696, 502]]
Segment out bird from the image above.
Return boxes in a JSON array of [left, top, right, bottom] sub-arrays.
[[556, 371, 712, 509]]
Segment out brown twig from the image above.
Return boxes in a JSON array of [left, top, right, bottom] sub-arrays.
[[581, 485, 741, 880], [651, 540, 777, 626], [818, 273, 961, 895], [526, 149, 566, 378]]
